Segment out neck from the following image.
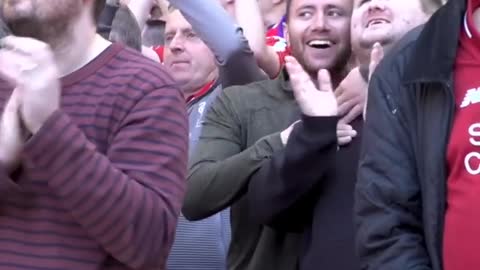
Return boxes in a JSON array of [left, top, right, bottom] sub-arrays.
[[52, 10, 111, 77], [183, 73, 218, 100], [263, 3, 286, 28], [355, 41, 393, 68]]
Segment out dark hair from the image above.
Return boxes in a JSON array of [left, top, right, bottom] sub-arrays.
[[285, 0, 292, 21], [109, 5, 142, 51], [94, 0, 107, 23], [142, 20, 166, 47]]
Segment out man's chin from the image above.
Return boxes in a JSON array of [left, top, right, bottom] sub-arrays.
[[7, 18, 41, 38], [360, 32, 393, 49]]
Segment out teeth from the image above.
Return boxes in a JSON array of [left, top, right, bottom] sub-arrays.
[[308, 40, 332, 47], [367, 19, 388, 27]]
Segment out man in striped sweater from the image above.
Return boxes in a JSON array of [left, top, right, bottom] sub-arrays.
[[0, 0, 188, 269]]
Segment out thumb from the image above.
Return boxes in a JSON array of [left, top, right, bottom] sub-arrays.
[[317, 69, 333, 92], [1, 89, 22, 141], [3, 89, 21, 116], [368, 42, 384, 81]]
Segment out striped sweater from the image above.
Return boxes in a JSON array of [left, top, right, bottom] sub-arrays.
[[0, 43, 188, 270]]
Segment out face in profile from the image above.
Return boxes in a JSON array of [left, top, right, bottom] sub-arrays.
[[1, 0, 83, 40], [287, 0, 352, 78], [163, 9, 218, 95], [351, 0, 428, 51]]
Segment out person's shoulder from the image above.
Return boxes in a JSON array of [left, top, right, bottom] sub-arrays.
[[222, 78, 279, 101], [107, 45, 181, 97], [374, 25, 423, 80]]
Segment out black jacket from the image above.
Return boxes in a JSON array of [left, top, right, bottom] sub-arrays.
[[247, 115, 363, 270], [355, 1, 466, 270]]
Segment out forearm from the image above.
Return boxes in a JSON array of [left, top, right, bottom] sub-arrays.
[[248, 116, 338, 232], [234, 0, 280, 78], [234, 0, 266, 57], [126, 0, 152, 30], [183, 132, 283, 221], [169, 0, 252, 65]]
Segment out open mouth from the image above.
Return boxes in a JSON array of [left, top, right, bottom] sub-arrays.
[[366, 18, 390, 28], [307, 40, 333, 49]]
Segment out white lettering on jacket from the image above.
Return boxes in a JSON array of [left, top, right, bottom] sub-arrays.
[[465, 123, 480, 174]]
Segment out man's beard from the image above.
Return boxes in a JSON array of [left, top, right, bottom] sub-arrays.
[[290, 44, 351, 85], [7, 17, 69, 45], [3, 0, 81, 47]]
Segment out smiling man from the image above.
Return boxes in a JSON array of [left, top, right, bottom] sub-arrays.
[[351, 0, 436, 68], [183, 0, 354, 269]]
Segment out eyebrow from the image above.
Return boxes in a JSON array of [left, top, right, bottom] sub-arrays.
[[165, 27, 193, 36], [295, 3, 345, 12], [296, 4, 315, 11]]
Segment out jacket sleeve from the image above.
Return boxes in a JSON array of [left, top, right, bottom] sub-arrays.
[[183, 88, 284, 221], [355, 72, 432, 270], [170, 0, 266, 87], [247, 116, 338, 232]]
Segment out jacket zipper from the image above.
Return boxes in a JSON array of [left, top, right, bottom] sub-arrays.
[[437, 81, 455, 265]]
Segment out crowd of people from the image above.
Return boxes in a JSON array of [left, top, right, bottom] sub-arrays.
[[2, 0, 480, 269]]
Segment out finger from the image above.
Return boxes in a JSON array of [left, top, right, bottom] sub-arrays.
[[2, 90, 21, 137], [337, 124, 353, 131], [334, 84, 345, 98], [1, 36, 49, 56], [338, 136, 353, 146], [337, 129, 357, 138], [340, 104, 363, 124], [368, 42, 384, 80], [317, 69, 333, 92], [0, 50, 29, 85], [285, 56, 316, 96], [3, 89, 21, 115], [337, 98, 356, 116]]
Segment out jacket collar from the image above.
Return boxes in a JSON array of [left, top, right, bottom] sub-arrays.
[[403, 0, 466, 84]]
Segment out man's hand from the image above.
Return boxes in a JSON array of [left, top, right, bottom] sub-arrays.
[[363, 42, 384, 120], [285, 56, 337, 117], [0, 36, 61, 134], [337, 123, 357, 146], [336, 67, 367, 124], [0, 89, 28, 172]]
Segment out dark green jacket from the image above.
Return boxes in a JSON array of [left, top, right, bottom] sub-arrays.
[[183, 71, 302, 270]]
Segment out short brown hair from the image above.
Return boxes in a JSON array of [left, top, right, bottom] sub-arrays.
[[94, 0, 107, 23]]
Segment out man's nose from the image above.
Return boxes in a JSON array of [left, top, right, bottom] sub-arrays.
[[368, 0, 386, 12], [169, 34, 185, 53], [312, 13, 329, 32]]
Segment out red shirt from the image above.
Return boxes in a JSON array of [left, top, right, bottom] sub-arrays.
[[444, 0, 480, 269], [154, 45, 164, 62], [186, 80, 215, 105]]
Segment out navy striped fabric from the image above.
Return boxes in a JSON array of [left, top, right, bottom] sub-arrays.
[[0, 43, 188, 270], [167, 210, 231, 270]]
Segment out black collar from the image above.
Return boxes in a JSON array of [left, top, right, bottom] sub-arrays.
[[403, 0, 466, 84]]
